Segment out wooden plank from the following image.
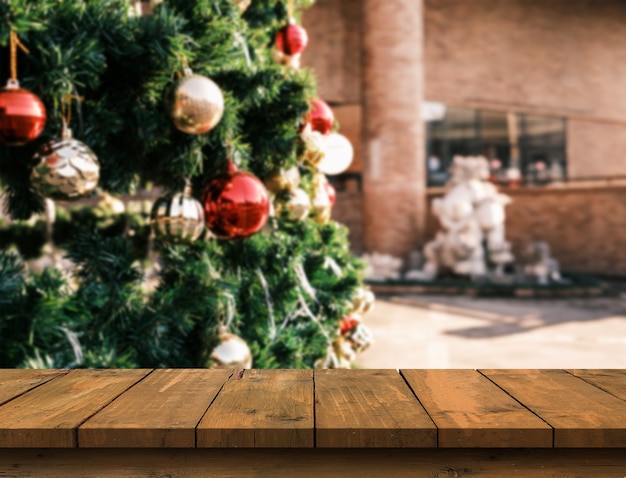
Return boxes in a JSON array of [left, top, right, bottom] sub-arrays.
[[4, 448, 626, 477], [79, 369, 232, 448], [314, 369, 436, 448], [197, 369, 314, 448], [482, 369, 626, 447], [401, 369, 552, 448], [0, 369, 150, 448], [0, 369, 68, 406], [567, 369, 626, 401]]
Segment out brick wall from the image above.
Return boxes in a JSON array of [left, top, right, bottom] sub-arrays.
[[303, 0, 626, 274], [331, 191, 365, 254], [426, 186, 626, 276]]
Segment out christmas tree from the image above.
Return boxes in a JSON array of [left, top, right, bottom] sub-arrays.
[[0, 0, 374, 369]]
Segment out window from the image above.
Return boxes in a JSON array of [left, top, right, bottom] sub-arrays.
[[426, 106, 566, 187]]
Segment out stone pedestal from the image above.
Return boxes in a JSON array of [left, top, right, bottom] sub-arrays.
[[362, 0, 425, 260]]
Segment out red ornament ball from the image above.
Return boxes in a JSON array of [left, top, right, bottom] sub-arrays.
[[275, 21, 308, 56], [340, 315, 361, 335], [324, 180, 336, 206], [307, 99, 334, 135], [203, 162, 270, 239], [0, 82, 46, 146]]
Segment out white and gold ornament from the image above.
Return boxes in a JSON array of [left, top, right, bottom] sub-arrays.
[[150, 184, 205, 242], [31, 128, 100, 201], [264, 166, 300, 194], [351, 287, 376, 316], [168, 68, 224, 134], [209, 326, 252, 369], [275, 187, 311, 222]]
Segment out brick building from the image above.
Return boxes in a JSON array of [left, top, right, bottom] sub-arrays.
[[302, 0, 626, 276]]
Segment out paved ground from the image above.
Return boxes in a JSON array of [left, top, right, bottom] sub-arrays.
[[355, 294, 626, 369]]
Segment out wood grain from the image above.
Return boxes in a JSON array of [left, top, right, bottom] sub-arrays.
[[197, 369, 314, 448], [3, 448, 626, 477], [402, 369, 552, 447], [0, 369, 68, 406], [482, 369, 626, 447], [79, 369, 232, 448], [567, 369, 626, 401], [0, 369, 150, 448], [315, 369, 436, 448]]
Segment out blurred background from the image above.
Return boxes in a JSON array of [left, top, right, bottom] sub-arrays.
[[300, 0, 626, 368]]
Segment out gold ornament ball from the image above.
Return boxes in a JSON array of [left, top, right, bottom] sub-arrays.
[[150, 187, 205, 243], [232, 0, 251, 12], [275, 187, 311, 222], [31, 132, 100, 201], [352, 287, 376, 315], [333, 336, 356, 368], [169, 74, 224, 134], [209, 331, 252, 369], [264, 166, 300, 194]]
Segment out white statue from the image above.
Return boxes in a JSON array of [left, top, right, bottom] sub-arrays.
[[523, 242, 562, 285], [409, 155, 514, 280]]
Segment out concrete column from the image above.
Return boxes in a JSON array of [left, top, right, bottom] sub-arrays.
[[361, 0, 425, 261]]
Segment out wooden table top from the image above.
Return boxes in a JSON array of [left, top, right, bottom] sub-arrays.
[[0, 369, 625, 449]]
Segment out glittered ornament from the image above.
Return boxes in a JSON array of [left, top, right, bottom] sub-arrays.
[[300, 128, 326, 167], [30, 128, 99, 201], [310, 173, 332, 225], [275, 19, 308, 56], [351, 287, 376, 315], [169, 69, 224, 134], [264, 166, 300, 194], [203, 160, 270, 239], [150, 184, 205, 243], [275, 187, 311, 221], [209, 327, 252, 369], [345, 322, 374, 354], [307, 99, 334, 135], [0, 79, 46, 146]]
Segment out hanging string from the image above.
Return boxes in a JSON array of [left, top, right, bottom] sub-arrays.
[[287, 0, 294, 19], [294, 261, 317, 301], [234, 31, 252, 69], [256, 268, 277, 340], [9, 30, 29, 82], [323, 256, 343, 277], [217, 292, 236, 335], [60, 93, 84, 138]]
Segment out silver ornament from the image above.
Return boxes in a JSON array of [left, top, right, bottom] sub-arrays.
[[30, 129, 100, 201], [210, 328, 252, 369], [169, 69, 224, 134], [150, 185, 205, 242]]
